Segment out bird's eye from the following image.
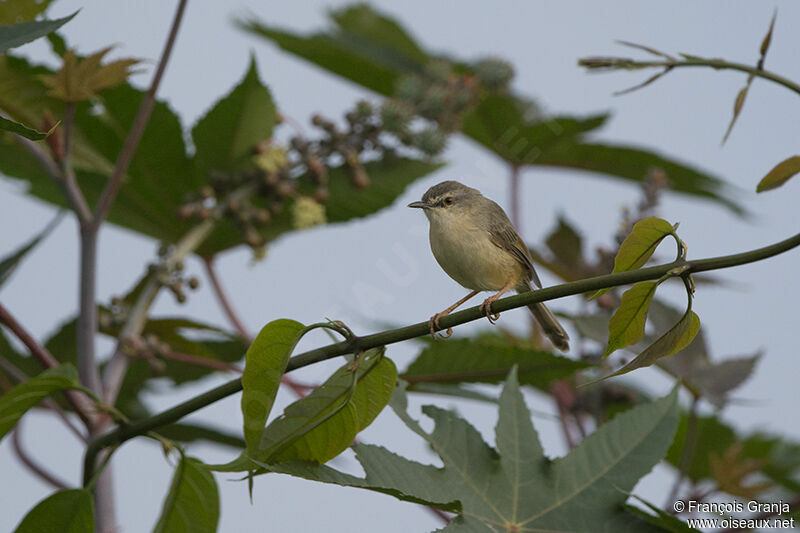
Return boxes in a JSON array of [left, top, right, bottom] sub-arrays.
[[443, 196, 454, 206]]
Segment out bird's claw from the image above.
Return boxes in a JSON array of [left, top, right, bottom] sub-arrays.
[[480, 299, 501, 325], [429, 314, 453, 339]]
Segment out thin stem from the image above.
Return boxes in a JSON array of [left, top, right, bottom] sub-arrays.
[[9, 119, 92, 225], [12, 422, 70, 490], [82, 230, 800, 485], [579, 56, 800, 97], [90, 0, 189, 230], [203, 256, 251, 341], [57, 103, 91, 226], [77, 228, 102, 397], [0, 303, 97, 428], [666, 394, 699, 508], [101, 219, 216, 404], [163, 351, 242, 373]]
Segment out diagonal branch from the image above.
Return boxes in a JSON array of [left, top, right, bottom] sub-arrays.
[[12, 128, 92, 225], [82, 230, 800, 485], [89, 0, 188, 230]]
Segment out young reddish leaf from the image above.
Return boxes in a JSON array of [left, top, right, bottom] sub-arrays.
[[41, 47, 141, 102], [604, 281, 659, 357], [591, 217, 675, 300], [756, 155, 800, 193], [601, 309, 700, 380]]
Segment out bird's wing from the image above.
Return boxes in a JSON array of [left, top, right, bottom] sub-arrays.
[[485, 200, 542, 288]]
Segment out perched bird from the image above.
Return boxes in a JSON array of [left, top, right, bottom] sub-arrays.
[[409, 180, 569, 351]]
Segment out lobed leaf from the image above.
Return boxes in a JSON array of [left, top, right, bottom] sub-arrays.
[[153, 454, 219, 533], [240, 319, 305, 453], [756, 155, 800, 193], [13, 489, 93, 533], [604, 281, 659, 357], [41, 47, 141, 102], [0, 364, 86, 441], [255, 369, 680, 530]]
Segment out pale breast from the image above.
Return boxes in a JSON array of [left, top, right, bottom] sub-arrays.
[[429, 221, 520, 291]]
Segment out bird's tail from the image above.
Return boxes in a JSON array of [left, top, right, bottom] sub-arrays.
[[527, 301, 570, 352]]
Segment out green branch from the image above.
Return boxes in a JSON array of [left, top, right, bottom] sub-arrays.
[[82, 230, 800, 485], [578, 56, 800, 97]]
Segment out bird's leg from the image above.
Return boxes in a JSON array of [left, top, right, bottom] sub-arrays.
[[429, 290, 480, 339], [480, 281, 515, 324]]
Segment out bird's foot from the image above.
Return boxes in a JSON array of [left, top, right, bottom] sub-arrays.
[[429, 313, 453, 339], [479, 297, 501, 324]]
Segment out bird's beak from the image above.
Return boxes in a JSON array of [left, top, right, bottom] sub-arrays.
[[407, 201, 429, 209]]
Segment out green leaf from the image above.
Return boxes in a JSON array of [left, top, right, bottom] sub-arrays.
[[0, 114, 55, 140], [667, 414, 736, 482], [257, 370, 680, 531], [153, 453, 219, 533], [309, 157, 444, 224], [602, 309, 700, 380], [533, 143, 745, 215], [592, 217, 675, 300], [0, 212, 61, 289], [241, 319, 304, 453], [604, 281, 659, 357], [0, 0, 54, 24], [239, 5, 429, 96], [462, 94, 608, 164], [0, 12, 76, 55], [0, 364, 84, 441], [197, 156, 442, 255], [613, 217, 677, 272], [212, 348, 396, 471], [192, 56, 277, 175], [402, 333, 590, 390], [756, 155, 800, 193], [244, 5, 745, 215], [258, 348, 396, 464], [13, 489, 93, 533]]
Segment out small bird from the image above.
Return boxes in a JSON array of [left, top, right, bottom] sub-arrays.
[[408, 180, 569, 351]]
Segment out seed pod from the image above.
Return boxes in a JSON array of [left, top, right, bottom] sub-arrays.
[[475, 58, 515, 90]]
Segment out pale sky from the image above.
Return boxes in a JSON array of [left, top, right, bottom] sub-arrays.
[[2, 2, 799, 532]]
